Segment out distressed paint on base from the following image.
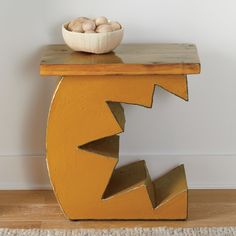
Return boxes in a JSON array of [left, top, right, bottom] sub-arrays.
[[46, 75, 188, 220]]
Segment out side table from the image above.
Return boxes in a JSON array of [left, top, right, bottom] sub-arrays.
[[40, 44, 200, 220]]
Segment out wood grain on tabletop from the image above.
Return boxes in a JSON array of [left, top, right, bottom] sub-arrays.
[[40, 44, 200, 76]]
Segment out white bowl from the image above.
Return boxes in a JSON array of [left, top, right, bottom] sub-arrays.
[[62, 23, 124, 54]]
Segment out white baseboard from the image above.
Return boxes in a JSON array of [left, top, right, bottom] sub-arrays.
[[0, 155, 51, 190], [0, 154, 236, 189]]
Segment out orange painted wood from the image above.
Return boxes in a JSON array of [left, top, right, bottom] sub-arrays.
[[40, 44, 200, 76], [46, 75, 188, 220]]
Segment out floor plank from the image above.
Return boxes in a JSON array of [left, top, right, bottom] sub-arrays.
[[0, 190, 236, 228]]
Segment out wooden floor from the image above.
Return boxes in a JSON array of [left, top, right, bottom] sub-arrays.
[[0, 190, 236, 228]]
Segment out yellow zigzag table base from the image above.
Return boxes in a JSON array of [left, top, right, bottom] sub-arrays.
[[47, 75, 188, 220]]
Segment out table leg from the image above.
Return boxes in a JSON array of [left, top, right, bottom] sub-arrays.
[[46, 75, 188, 220]]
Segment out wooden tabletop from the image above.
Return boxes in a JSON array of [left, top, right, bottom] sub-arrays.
[[40, 44, 200, 76]]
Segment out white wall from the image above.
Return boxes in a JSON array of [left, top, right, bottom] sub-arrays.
[[0, 0, 236, 189]]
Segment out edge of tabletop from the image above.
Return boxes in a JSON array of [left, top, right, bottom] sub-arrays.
[[39, 63, 201, 76]]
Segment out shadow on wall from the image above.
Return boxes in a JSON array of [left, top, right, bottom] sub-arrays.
[[120, 47, 236, 181], [118, 85, 182, 176], [20, 46, 58, 186]]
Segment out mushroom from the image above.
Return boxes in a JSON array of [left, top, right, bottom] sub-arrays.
[[68, 17, 89, 31], [95, 16, 108, 26], [110, 21, 121, 31], [82, 20, 96, 32], [71, 22, 83, 33], [67, 17, 122, 34], [96, 24, 113, 33]]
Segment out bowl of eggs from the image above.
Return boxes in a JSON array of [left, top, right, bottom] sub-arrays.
[[62, 16, 123, 54]]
